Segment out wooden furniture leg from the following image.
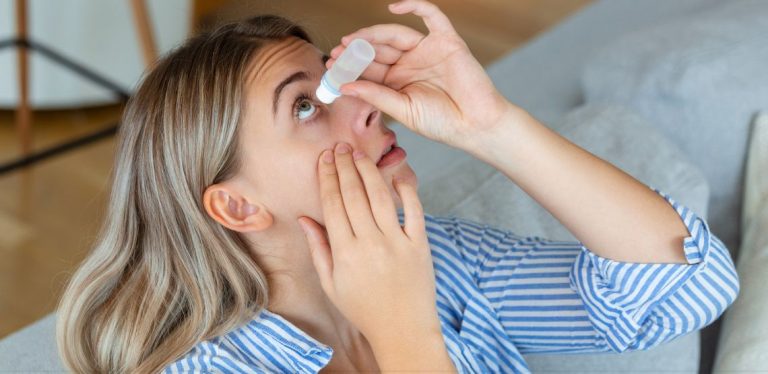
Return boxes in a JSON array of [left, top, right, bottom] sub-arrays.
[[15, 0, 31, 155], [129, 0, 158, 67]]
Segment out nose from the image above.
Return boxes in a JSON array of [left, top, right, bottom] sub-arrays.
[[332, 95, 382, 136]]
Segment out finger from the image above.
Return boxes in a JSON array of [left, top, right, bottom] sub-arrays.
[[374, 44, 404, 65], [333, 142, 379, 237], [359, 61, 391, 84], [341, 24, 425, 51], [298, 217, 334, 294], [389, 0, 458, 36], [326, 57, 391, 84], [393, 178, 426, 242], [340, 80, 410, 127], [331, 42, 403, 65], [317, 149, 354, 242], [351, 149, 402, 234]]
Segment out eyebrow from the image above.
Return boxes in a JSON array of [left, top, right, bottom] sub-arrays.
[[272, 53, 331, 117]]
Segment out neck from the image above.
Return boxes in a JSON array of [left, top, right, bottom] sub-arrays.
[[243, 224, 368, 351]]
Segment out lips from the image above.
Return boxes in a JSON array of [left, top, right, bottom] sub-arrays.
[[376, 132, 397, 165]]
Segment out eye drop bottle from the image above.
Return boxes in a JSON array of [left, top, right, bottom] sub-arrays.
[[316, 38, 376, 104]]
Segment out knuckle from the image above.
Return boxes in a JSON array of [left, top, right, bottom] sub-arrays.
[[372, 187, 393, 203], [446, 36, 467, 50], [336, 159, 354, 171], [413, 200, 425, 214], [414, 218, 426, 231], [320, 163, 338, 176], [324, 191, 344, 207], [344, 185, 367, 201], [405, 97, 419, 126], [362, 236, 385, 250]]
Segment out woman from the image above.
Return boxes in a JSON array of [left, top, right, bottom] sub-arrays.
[[56, 0, 740, 372]]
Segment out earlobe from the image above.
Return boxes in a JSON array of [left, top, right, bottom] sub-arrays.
[[203, 184, 273, 233]]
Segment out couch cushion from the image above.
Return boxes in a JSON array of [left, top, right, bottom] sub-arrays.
[[419, 104, 708, 372], [740, 112, 768, 233], [0, 313, 66, 372], [581, 0, 768, 259], [390, 0, 721, 222], [421, 104, 709, 237], [484, 0, 721, 127], [713, 112, 768, 371]]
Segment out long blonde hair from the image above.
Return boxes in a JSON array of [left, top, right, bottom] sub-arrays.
[[56, 15, 312, 373]]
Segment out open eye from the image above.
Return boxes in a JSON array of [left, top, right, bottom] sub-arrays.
[[294, 96, 317, 121]]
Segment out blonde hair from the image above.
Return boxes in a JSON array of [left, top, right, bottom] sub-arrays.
[[55, 15, 312, 373]]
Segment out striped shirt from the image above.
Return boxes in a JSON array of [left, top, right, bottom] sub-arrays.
[[163, 187, 740, 373]]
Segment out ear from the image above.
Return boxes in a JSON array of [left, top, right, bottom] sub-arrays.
[[203, 183, 273, 233]]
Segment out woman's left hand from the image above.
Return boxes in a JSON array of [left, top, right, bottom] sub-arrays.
[[296, 143, 442, 345]]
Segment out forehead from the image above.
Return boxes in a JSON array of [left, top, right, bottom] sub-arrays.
[[243, 37, 324, 125], [246, 37, 324, 100]]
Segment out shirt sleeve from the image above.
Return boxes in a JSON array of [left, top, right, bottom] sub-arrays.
[[431, 187, 740, 355]]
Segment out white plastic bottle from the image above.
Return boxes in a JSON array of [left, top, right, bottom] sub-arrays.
[[316, 38, 376, 104]]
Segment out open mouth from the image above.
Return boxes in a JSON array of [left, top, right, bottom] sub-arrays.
[[376, 143, 406, 168]]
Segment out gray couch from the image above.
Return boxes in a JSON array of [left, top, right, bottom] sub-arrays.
[[1, 0, 759, 372], [415, 103, 708, 373]]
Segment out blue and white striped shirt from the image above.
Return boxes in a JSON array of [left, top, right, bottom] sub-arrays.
[[164, 187, 740, 373]]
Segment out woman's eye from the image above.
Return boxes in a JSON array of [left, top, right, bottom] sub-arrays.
[[296, 99, 317, 120]]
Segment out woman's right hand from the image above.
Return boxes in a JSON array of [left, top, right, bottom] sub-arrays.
[[297, 142, 443, 347], [327, 0, 515, 150]]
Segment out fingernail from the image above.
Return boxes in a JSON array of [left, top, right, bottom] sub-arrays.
[[352, 150, 366, 160], [322, 149, 334, 163], [336, 143, 351, 154], [341, 35, 350, 44]]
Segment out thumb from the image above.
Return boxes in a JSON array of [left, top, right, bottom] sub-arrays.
[[341, 80, 410, 127], [297, 217, 334, 291]]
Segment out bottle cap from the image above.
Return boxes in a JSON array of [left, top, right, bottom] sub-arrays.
[[316, 75, 340, 104]]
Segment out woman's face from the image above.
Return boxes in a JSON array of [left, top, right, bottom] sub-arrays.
[[225, 36, 417, 231]]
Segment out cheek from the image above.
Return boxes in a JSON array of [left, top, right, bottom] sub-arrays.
[[297, 152, 327, 215], [261, 153, 323, 209]]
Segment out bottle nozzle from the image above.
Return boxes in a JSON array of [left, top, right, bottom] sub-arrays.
[[315, 38, 375, 104], [316, 74, 341, 104]]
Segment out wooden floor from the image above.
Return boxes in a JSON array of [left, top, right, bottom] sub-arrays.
[[0, 0, 590, 339]]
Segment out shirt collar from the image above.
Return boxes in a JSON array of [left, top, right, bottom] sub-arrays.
[[234, 211, 406, 367], [247, 308, 335, 359]]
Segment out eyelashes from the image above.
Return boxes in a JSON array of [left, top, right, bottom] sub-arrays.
[[292, 90, 322, 123]]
